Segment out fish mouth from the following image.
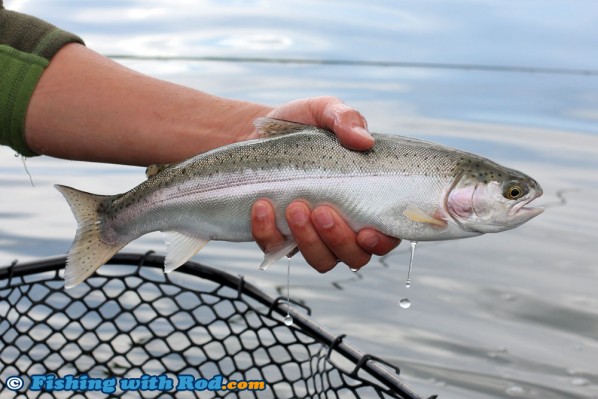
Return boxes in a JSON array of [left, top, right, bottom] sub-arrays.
[[515, 205, 544, 218], [510, 190, 544, 218]]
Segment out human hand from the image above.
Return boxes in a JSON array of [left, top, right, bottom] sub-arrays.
[[250, 97, 401, 272], [247, 96, 374, 150]]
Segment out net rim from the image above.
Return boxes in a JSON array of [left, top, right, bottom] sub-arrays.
[[0, 252, 435, 399]]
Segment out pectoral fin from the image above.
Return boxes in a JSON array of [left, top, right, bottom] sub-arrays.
[[163, 231, 209, 273], [403, 206, 447, 227]]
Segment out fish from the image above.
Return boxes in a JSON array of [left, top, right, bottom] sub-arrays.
[[55, 117, 543, 288]]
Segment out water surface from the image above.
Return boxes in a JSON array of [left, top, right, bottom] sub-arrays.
[[2, 1, 598, 398]]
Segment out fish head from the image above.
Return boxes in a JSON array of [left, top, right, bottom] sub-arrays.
[[446, 164, 544, 233]]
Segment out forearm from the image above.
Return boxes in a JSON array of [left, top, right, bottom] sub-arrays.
[[25, 44, 273, 166], [0, 4, 84, 156]]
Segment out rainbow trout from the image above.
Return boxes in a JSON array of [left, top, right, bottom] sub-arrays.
[[56, 118, 543, 288]]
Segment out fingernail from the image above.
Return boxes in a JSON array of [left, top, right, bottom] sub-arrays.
[[352, 126, 373, 140], [289, 205, 309, 226], [360, 232, 379, 250], [254, 202, 268, 219], [314, 208, 334, 229]]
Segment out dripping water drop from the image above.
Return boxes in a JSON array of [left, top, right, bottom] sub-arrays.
[[399, 298, 411, 309], [399, 241, 418, 310], [350, 267, 358, 272], [284, 255, 293, 326], [406, 241, 417, 288]]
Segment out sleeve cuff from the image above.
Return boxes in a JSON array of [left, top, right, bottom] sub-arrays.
[[0, 8, 84, 156]]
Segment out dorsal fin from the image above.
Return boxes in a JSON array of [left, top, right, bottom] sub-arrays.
[[145, 164, 169, 178], [253, 117, 311, 137]]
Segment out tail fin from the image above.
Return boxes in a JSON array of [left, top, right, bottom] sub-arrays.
[[55, 185, 124, 288]]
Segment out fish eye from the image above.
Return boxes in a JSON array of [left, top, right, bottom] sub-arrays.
[[504, 185, 523, 200]]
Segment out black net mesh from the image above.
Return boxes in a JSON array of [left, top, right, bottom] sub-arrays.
[[0, 253, 432, 399]]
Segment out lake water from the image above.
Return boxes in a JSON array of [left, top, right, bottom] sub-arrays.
[[2, 1, 598, 398]]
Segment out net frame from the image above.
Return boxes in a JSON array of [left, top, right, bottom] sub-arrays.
[[0, 252, 436, 399]]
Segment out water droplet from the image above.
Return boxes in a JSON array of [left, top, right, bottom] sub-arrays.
[[399, 298, 411, 309], [570, 377, 589, 387], [501, 293, 517, 302], [350, 267, 359, 272], [505, 385, 526, 396], [567, 368, 584, 375], [487, 346, 508, 358], [405, 281, 411, 288], [283, 315, 294, 326]]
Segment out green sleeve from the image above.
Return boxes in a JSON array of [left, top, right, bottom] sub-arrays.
[[0, 3, 84, 156]]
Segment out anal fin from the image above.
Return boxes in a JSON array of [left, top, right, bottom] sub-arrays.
[[163, 231, 209, 273]]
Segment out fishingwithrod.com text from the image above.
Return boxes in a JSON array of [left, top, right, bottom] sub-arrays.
[[4, 373, 266, 394]]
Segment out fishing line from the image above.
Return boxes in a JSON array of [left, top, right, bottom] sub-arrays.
[[15, 154, 35, 187]]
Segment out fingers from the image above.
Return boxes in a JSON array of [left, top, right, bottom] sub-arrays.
[[309, 96, 374, 151], [251, 199, 286, 253], [252, 200, 400, 273], [286, 203, 373, 273], [266, 96, 374, 151], [310, 206, 372, 271], [357, 229, 402, 256], [286, 202, 339, 273]]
